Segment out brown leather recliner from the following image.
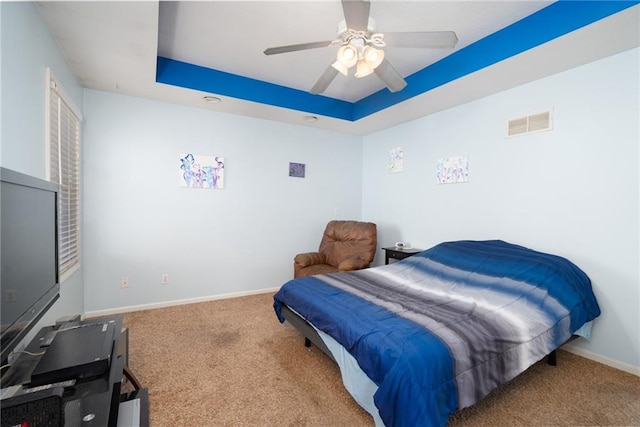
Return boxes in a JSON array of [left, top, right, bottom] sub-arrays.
[[294, 220, 377, 278]]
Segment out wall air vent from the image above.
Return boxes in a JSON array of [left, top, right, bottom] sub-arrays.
[[507, 110, 553, 137]]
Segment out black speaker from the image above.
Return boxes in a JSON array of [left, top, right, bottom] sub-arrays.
[[1, 387, 64, 427]]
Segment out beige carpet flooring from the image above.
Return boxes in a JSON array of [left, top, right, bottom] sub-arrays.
[[122, 292, 640, 426]]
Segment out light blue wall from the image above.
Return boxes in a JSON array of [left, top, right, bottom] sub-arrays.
[[0, 3, 84, 331], [3, 1, 638, 373], [1, 2, 82, 178], [81, 90, 363, 312], [362, 48, 640, 370]]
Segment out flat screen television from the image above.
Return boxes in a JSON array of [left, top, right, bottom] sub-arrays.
[[1, 167, 60, 366]]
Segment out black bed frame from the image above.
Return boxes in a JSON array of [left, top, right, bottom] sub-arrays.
[[281, 304, 335, 362], [281, 303, 561, 366]]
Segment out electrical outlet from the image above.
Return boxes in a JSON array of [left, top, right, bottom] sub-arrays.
[[121, 277, 129, 288], [161, 274, 169, 285], [5, 289, 16, 302]]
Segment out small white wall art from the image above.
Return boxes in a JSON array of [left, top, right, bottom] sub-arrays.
[[388, 147, 404, 173], [436, 155, 469, 184], [179, 153, 225, 189], [289, 162, 306, 178]]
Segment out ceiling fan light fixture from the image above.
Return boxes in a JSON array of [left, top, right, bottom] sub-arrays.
[[336, 45, 357, 68], [363, 46, 384, 69], [331, 60, 350, 76], [355, 59, 374, 78]]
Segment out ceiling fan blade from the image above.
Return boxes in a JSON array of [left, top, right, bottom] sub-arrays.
[[310, 65, 339, 94], [264, 41, 333, 56], [341, 0, 370, 32], [383, 31, 459, 49], [374, 59, 407, 93]]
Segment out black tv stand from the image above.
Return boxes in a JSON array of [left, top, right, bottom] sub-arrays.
[[0, 316, 148, 427]]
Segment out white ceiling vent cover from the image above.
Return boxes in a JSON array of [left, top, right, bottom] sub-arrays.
[[507, 110, 553, 137]]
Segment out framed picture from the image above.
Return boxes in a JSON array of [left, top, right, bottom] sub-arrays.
[[436, 155, 469, 184], [289, 162, 306, 178], [388, 147, 404, 173], [179, 153, 225, 189]]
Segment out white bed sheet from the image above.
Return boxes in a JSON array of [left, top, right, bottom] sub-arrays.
[[313, 327, 384, 426]]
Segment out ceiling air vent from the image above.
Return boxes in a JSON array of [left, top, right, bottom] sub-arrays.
[[507, 110, 552, 137]]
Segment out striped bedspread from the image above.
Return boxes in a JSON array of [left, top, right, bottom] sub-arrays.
[[273, 240, 600, 427]]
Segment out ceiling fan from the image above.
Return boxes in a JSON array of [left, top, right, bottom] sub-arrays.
[[263, 0, 458, 95]]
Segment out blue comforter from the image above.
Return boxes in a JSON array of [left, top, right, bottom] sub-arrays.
[[273, 240, 600, 426]]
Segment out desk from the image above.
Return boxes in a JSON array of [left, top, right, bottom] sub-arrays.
[[0, 316, 148, 427], [382, 246, 423, 264]]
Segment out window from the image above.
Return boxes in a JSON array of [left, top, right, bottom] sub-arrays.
[[46, 69, 81, 279]]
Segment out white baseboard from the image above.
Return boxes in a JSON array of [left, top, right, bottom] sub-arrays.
[[561, 342, 640, 377], [84, 287, 281, 318]]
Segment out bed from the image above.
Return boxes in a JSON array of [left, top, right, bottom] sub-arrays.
[[273, 240, 601, 427]]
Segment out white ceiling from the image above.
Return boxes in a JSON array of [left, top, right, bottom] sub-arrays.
[[36, 1, 640, 135]]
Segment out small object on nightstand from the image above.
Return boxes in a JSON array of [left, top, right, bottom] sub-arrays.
[[382, 246, 423, 265]]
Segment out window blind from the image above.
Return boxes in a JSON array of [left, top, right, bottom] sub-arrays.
[[49, 77, 81, 278]]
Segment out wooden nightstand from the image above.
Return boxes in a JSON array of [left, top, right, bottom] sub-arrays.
[[382, 247, 423, 265]]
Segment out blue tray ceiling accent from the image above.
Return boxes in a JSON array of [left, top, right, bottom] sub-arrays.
[[156, 1, 638, 122]]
